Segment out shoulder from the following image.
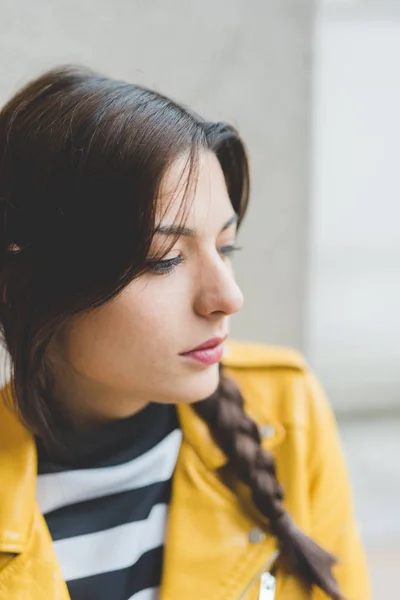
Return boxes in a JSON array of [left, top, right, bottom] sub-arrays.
[[222, 339, 330, 432], [222, 339, 307, 371]]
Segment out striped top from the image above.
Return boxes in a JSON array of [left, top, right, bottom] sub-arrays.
[[35, 403, 182, 600]]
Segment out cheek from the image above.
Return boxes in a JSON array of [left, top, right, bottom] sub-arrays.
[[62, 279, 186, 378]]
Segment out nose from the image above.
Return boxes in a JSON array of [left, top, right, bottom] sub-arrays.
[[193, 256, 244, 319]]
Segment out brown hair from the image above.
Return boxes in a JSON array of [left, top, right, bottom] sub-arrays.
[[0, 67, 342, 599]]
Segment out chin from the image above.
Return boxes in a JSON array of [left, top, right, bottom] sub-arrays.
[[179, 364, 220, 404]]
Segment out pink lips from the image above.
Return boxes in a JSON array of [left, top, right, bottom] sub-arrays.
[[180, 335, 228, 366]]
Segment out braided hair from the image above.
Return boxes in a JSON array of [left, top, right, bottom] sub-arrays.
[[194, 365, 344, 600]]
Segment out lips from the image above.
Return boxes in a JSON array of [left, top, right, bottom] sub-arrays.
[[180, 335, 228, 366], [182, 335, 228, 354]]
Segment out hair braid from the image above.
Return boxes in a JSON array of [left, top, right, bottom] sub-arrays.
[[194, 366, 344, 600]]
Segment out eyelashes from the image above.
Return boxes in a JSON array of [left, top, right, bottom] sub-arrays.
[[147, 255, 182, 274], [219, 244, 243, 258], [147, 245, 242, 275]]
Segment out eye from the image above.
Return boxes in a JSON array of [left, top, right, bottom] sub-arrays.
[[219, 244, 242, 258], [146, 255, 183, 274]]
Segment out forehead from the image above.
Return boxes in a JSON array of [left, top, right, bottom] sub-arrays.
[[156, 150, 233, 231]]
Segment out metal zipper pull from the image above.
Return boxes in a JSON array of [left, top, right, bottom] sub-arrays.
[[237, 550, 279, 600], [258, 572, 276, 600]]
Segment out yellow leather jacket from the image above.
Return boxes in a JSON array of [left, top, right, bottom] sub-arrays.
[[0, 341, 370, 600]]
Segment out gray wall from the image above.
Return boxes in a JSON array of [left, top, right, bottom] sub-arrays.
[[308, 0, 400, 413], [0, 0, 314, 360]]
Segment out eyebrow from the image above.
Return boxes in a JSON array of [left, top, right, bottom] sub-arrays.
[[155, 213, 238, 237]]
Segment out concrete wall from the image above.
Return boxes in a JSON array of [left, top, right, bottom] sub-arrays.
[[0, 0, 314, 369]]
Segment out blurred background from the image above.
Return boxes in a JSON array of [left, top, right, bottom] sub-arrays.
[[0, 0, 398, 597]]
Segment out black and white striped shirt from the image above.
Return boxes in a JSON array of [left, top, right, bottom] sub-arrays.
[[35, 403, 182, 600]]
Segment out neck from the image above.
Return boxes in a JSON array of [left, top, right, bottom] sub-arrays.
[[47, 359, 149, 432]]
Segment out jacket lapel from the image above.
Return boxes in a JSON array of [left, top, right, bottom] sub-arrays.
[[160, 403, 279, 600], [0, 384, 36, 554]]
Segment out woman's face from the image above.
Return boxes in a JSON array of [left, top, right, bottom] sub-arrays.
[[51, 151, 244, 425]]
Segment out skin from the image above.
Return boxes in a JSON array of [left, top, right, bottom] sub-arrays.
[[48, 151, 244, 430]]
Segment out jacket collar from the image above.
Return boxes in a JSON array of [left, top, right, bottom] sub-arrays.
[[0, 346, 286, 554], [0, 387, 226, 555]]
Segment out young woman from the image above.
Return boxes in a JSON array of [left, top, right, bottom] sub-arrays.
[[0, 67, 369, 600]]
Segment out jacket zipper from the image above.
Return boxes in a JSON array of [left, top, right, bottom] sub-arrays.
[[237, 550, 280, 600]]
